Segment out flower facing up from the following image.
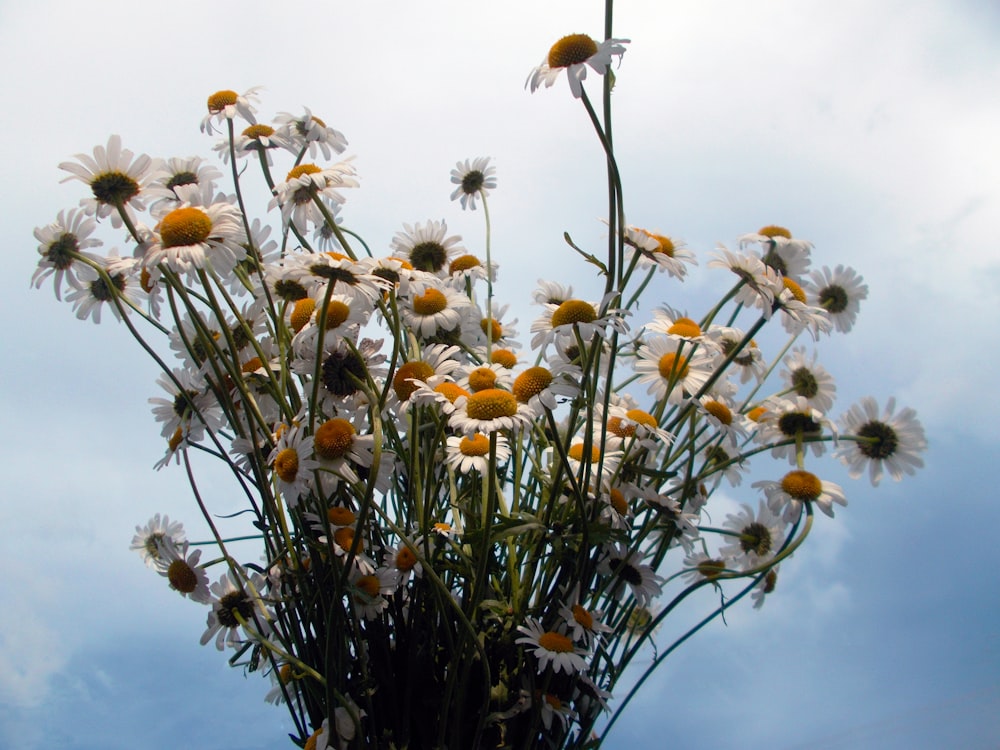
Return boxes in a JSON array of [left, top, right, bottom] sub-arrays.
[[515, 618, 589, 675], [142, 196, 247, 280], [400, 281, 472, 339], [450, 157, 496, 210], [445, 431, 511, 475], [59, 135, 153, 228], [200, 87, 262, 134], [32, 208, 102, 300], [633, 336, 714, 405], [835, 397, 926, 486], [269, 425, 320, 506], [527, 34, 629, 99], [449, 388, 536, 436]]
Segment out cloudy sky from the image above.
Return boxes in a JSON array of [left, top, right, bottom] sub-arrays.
[[2, 1, 997, 748]]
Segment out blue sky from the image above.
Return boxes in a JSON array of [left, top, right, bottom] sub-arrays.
[[2, 1, 998, 748]]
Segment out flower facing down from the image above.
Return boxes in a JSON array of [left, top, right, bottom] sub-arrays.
[[515, 618, 589, 674], [835, 397, 926, 486], [59, 135, 153, 228], [527, 34, 629, 99], [450, 157, 496, 210], [201, 567, 270, 650]]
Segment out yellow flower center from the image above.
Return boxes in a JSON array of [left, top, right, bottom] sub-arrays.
[[551, 299, 597, 328], [759, 225, 792, 239], [651, 233, 676, 256], [609, 487, 628, 515], [512, 366, 553, 403], [413, 288, 448, 315], [547, 33, 599, 68], [278, 664, 293, 684], [657, 352, 690, 380], [572, 604, 594, 630], [393, 360, 435, 401], [781, 470, 822, 501], [311, 115, 327, 127], [568, 442, 601, 463], [782, 277, 807, 304], [167, 426, 184, 452], [449, 254, 482, 274], [314, 419, 355, 459], [286, 164, 322, 181], [355, 574, 379, 598], [467, 367, 497, 392], [290, 298, 316, 332], [167, 559, 198, 593], [480, 317, 503, 342], [207, 90, 238, 113], [626, 409, 657, 428], [697, 559, 726, 579], [242, 124, 275, 139], [459, 433, 491, 457], [242, 357, 263, 374], [334, 526, 362, 551], [395, 545, 418, 572], [433, 522, 452, 535], [159, 207, 212, 249], [466, 389, 518, 420], [607, 416, 635, 438], [327, 506, 356, 526], [434, 382, 469, 404], [491, 349, 518, 369], [304, 728, 322, 750], [537, 630, 575, 652], [666, 317, 702, 338], [746, 406, 767, 422], [274, 448, 299, 482], [320, 300, 351, 329], [704, 400, 732, 425]]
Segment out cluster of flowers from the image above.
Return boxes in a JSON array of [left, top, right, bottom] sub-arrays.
[[33, 30, 926, 750]]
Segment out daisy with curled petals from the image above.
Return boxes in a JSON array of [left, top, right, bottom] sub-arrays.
[[806, 265, 869, 334], [445, 432, 511, 475], [638, 485, 701, 553], [707, 325, 767, 384], [775, 276, 833, 339], [145, 156, 223, 217], [450, 157, 496, 210], [752, 396, 836, 463], [66, 251, 143, 324], [558, 591, 612, 647], [156, 538, 211, 603], [781, 347, 836, 412], [200, 87, 262, 134], [694, 394, 749, 449], [623, 224, 697, 280], [527, 33, 629, 99], [598, 544, 664, 607], [59, 134, 153, 229], [270, 161, 359, 233], [511, 364, 579, 412], [269, 425, 319, 506], [32, 208, 103, 300], [449, 388, 536, 436], [600, 402, 673, 453], [313, 417, 376, 488], [755, 469, 847, 522], [835, 396, 926, 486], [739, 225, 813, 279], [282, 252, 387, 306], [274, 107, 348, 161], [515, 618, 589, 675], [142, 196, 247, 280], [213, 123, 290, 166], [390, 219, 466, 275], [719, 501, 784, 570], [633, 336, 714, 405], [200, 567, 271, 650], [131, 514, 186, 569], [530, 295, 628, 351], [707, 246, 781, 312], [681, 552, 730, 587], [751, 565, 780, 609]]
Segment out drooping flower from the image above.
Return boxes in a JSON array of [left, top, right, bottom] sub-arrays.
[[835, 397, 926, 486], [450, 157, 496, 210], [200, 87, 262, 134], [59, 135, 153, 228], [806, 265, 869, 334], [527, 34, 629, 99], [32, 208, 103, 300]]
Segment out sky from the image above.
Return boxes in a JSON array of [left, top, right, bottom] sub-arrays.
[[2, 1, 998, 748]]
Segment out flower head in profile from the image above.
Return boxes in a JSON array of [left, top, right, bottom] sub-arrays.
[[32, 208, 102, 300], [835, 397, 926, 486], [131, 514, 186, 569], [450, 157, 496, 210], [527, 34, 629, 99], [755, 469, 847, 522], [200, 87, 262, 134], [59, 135, 153, 228]]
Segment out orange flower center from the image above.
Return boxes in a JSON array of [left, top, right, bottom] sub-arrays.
[[395, 546, 418, 572], [466, 389, 518, 420], [609, 488, 628, 515], [537, 631, 575, 652], [704, 400, 733, 425], [320, 300, 351, 329], [572, 604, 594, 630], [467, 367, 497, 392], [393, 361, 435, 401], [480, 317, 503, 342], [314, 419, 355, 459], [551, 299, 596, 328], [413, 288, 448, 315], [657, 352, 690, 380], [207, 90, 238, 112], [781, 470, 822, 500], [459, 433, 491, 457], [547, 34, 599, 68], [450, 254, 482, 274], [782, 277, 807, 304], [160, 207, 212, 248], [242, 124, 275, 139], [290, 298, 316, 332], [512, 366, 553, 403], [491, 349, 518, 369], [287, 164, 322, 181], [759, 225, 792, 239], [666, 317, 702, 338], [327, 506, 356, 526], [355, 574, 379, 598], [434, 382, 469, 403], [568, 443, 601, 463], [274, 448, 299, 482], [167, 559, 198, 593]]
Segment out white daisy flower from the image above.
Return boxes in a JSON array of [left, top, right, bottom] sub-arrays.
[[707, 246, 781, 312], [213, 123, 290, 165], [450, 156, 496, 210], [270, 161, 359, 233], [156, 538, 211, 603], [511, 364, 579, 412], [681, 552, 730, 587], [719, 501, 784, 570], [445, 432, 511, 475], [752, 396, 836, 463], [515, 618, 589, 674], [706, 325, 766, 384], [145, 156, 223, 217], [390, 219, 465, 276], [449, 388, 536, 436], [739, 225, 813, 279], [806, 264, 869, 333], [835, 397, 926, 486], [130, 513, 186, 569], [32, 208, 103, 300], [633, 336, 715, 404], [268, 425, 319, 506], [200, 567, 271, 650], [59, 134, 153, 229], [781, 347, 837, 412], [623, 225, 697, 279], [143, 198, 247, 280], [274, 107, 348, 161], [532, 279, 574, 306], [529, 295, 628, 352], [776, 276, 833, 339], [400, 281, 472, 338], [755, 469, 847, 522], [527, 34, 629, 99], [313, 417, 376, 488], [558, 597, 612, 647], [599, 545, 664, 607], [751, 565, 779, 609], [200, 87, 262, 134], [64, 251, 143, 324], [148, 368, 226, 443]]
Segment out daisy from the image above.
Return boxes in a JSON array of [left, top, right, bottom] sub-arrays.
[[511, 364, 579, 412], [449, 388, 536, 435], [776, 276, 833, 339], [697, 442, 747, 488], [515, 618, 589, 674], [281, 251, 387, 305], [200, 87, 262, 134], [446, 432, 511, 475], [706, 326, 766, 384], [644, 307, 710, 346], [269, 425, 320, 506], [313, 417, 376, 487], [270, 161, 359, 233], [633, 336, 715, 404], [274, 107, 348, 161], [145, 156, 223, 217], [751, 565, 779, 609], [637, 486, 701, 553], [213, 123, 290, 165], [32, 208, 103, 300], [530, 295, 628, 351], [719, 502, 784, 570], [601, 404, 672, 452], [148, 368, 226, 443], [349, 569, 394, 620], [752, 396, 836, 463], [681, 552, 730, 586], [558, 596, 612, 647], [693, 394, 749, 449], [532, 279, 574, 306], [390, 219, 465, 275], [756, 469, 847, 522], [450, 157, 496, 210], [781, 347, 836, 412], [59, 134, 153, 229], [623, 225, 697, 279], [65, 252, 142, 324], [739, 225, 812, 279], [455, 362, 514, 394], [390, 344, 463, 403], [400, 282, 472, 339], [200, 567, 271, 650], [806, 265, 869, 333], [142, 198, 247, 280], [527, 34, 629, 99], [835, 397, 926, 486], [130, 513, 186, 569], [156, 538, 211, 603], [707, 246, 781, 312], [599, 545, 663, 607], [291, 293, 372, 355]]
